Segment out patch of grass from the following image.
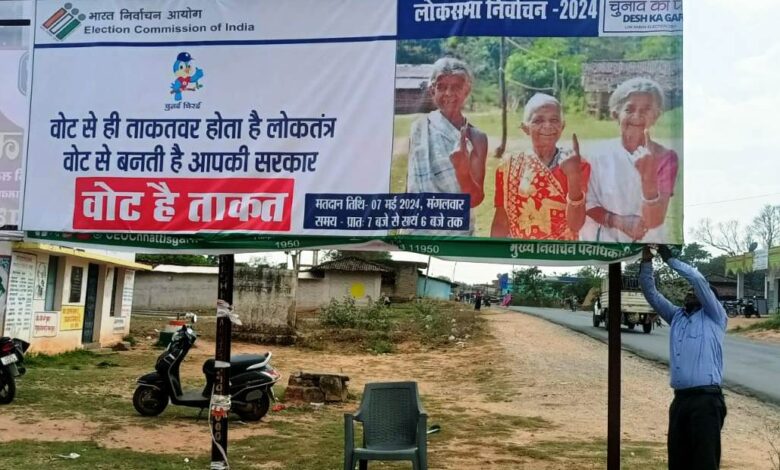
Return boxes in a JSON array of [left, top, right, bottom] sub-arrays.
[[122, 335, 138, 347], [24, 350, 102, 369], [503, 438, 666, 468], [732, 314, 780, 334], [308, 300, 485, 354], [422, 396, 553, 443], [15, 346, 208, 424], [0, 440, 210, 469], [367, 336, 395, 355]]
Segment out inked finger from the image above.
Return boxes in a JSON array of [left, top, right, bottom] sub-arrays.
[[572, 133, 580, 156]]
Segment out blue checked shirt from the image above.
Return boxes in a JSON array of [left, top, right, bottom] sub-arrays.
[[639, 258, 727, 390]]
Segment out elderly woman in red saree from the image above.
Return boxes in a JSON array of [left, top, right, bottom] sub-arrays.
[[491, 93, 591, 240]]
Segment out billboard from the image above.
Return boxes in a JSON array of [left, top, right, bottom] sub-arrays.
[[22, 0, 683, 263], [0, 0, 31, 230]]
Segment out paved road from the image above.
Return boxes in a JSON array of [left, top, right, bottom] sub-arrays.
[[509, 306, 780, 406]]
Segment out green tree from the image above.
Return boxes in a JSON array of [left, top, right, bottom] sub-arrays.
[[679, 242, 711, 268], [624, 37, 682, 60], [564, 266, 603, 301], [505, 38, 584, 103], [511, 266, 544, 300], [396, 39, 444, 64]]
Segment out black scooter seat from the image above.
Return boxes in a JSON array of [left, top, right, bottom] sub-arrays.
[[202, 353, 269, 376]]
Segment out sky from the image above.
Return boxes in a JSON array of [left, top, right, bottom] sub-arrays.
[[245, 1, 780, 284]]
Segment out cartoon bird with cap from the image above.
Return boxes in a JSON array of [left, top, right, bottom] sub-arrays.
[[170, 52, 204, 101]]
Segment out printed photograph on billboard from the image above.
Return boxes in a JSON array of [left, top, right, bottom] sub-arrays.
[[390, 36, 683, 244]]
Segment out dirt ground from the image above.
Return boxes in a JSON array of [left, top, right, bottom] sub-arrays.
[[482, 311, 780, 469], [2, 310, 779, 469], [728, 316, 780, 343]]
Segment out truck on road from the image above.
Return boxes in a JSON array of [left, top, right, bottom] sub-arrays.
[[592, 276, 657, 334]]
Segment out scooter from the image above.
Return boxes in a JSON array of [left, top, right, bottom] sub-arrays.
[[132, 315, 280, 421], [0, 337, 30, 404]]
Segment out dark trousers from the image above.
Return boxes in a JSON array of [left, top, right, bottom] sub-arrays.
[[668, 387, 727, 470]]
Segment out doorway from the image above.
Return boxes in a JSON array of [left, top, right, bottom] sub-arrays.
[[81, 263, 100, 344]]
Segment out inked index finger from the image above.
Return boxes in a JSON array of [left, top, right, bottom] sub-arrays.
[[572, 133, 580, 157]]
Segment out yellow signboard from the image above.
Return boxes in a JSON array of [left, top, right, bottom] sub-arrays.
[[60, 305, 84, 331]]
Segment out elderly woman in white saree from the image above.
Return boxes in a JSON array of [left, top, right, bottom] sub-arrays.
[[406, 57, 487, 235], [581, 77, 679, 243]]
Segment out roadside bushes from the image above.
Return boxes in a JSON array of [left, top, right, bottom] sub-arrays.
[[320, 297, 391, 331], [314, 297, 484, 353]]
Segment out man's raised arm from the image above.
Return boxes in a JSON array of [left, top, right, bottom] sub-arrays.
[[638, 248, 677, 325], [661, 249, 726, 326]]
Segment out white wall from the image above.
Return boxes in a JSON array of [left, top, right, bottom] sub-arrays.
[[326, 272, 382, 306], [296, 277, 328, 310], [8, 251, 136, 353], [96, 267, 134, 347], [133, 272, 217, 312], [29, 255, 86, 353]]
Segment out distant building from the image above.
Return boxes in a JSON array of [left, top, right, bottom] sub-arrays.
[[395, 64, 436, 115], [705, 273, 761, 301], [417, 274, 458, 300], [383, 260, 429, 301], [297, 257, 392, 309], [726, 246, 780, 313], [581, 59, 682, 119], [0, 240, 149, 354]]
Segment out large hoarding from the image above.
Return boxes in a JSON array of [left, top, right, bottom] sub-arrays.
[[22, 0, 683, 263], [0, 0, 31, 230]]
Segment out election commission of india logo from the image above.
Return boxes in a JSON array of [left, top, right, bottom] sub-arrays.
[[42, 3, 86, 41]]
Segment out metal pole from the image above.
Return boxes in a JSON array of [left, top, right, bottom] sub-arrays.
[[212, 254, 234, 468], [422, 255, 432, 298], [607, 262, 621, 469], [289, 250, 300, 330]]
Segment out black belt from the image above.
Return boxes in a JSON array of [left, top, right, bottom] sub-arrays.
[[674, 385, 722, 397]]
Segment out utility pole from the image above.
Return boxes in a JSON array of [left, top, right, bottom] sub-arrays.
[[607, 262, 622, 470], [211, 254, 234, 469]]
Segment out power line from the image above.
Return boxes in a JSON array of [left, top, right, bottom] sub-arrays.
[[685, 193, 780, 208]]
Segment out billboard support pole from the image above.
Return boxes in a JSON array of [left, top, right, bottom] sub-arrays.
[[422, 255, 432, 298], [211, 254, 234, 469], [607, 262, 622, 469]]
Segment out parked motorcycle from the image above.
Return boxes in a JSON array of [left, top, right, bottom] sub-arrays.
[[132, 315, 280, 421], [722, 298, 760, 318], [743, 297, 759, 318], [0, 337, 31, 404]]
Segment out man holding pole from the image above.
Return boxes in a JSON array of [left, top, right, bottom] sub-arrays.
[[638, 245, 728, 469]]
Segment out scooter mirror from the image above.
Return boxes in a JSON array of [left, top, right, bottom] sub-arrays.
[[191, 314, 198, 324]]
